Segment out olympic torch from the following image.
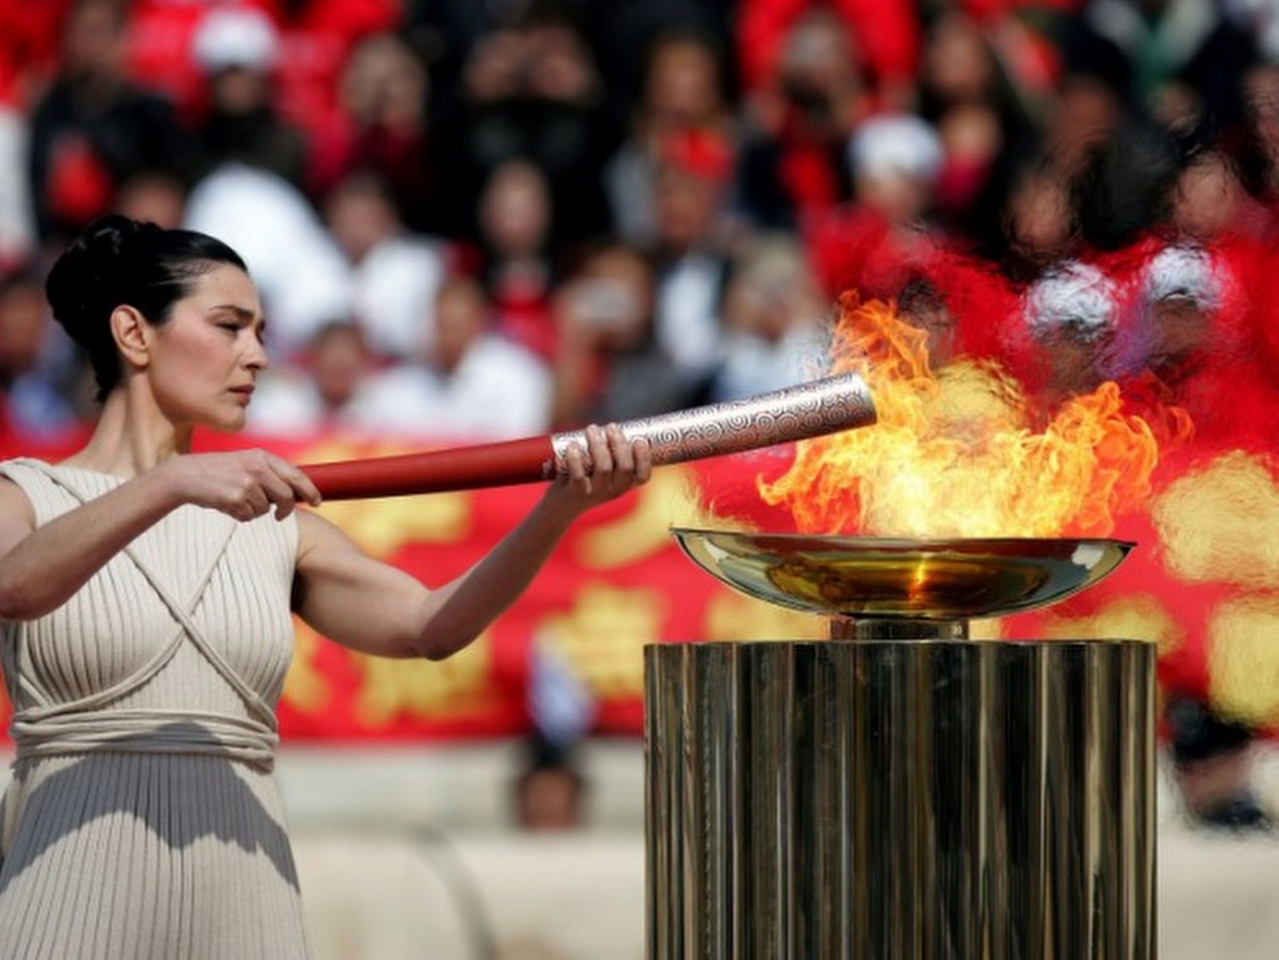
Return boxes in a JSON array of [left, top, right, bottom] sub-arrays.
[[300, 371, 876, 500]]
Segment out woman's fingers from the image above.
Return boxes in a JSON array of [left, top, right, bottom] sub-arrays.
[[259, 470, 300, 519], [606, 424, 632, 476], [569, 425, 651, 495], [564, 435, 588, 484], [185, 451, 324, 522], [587, 425, 613, 477], [632, 436, 653, 483], [263, 454, 322, 516]]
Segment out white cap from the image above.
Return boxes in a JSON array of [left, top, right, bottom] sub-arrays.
[[847, 113, 945, 184], [1142, 245, 1223, 309], [1024, 261, 1117, 343], [192, 6, 280, 74]]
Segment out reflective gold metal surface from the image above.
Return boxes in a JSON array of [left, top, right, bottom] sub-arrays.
[[669, 528, 1133, 621], [645, 638, 1157, 959]]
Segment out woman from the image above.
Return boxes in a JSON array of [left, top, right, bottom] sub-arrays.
[[0, 214, 650, 957]]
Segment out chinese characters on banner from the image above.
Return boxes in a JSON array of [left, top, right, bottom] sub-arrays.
[[0, 430, 1276, 742]]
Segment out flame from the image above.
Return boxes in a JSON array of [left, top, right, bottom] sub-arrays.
[[759, 294, 1164, 538]]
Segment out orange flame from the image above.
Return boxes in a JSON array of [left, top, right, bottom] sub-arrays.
[[759, 295, 1163, 538]]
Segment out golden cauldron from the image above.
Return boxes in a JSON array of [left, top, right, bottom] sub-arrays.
[[670, 527, 1133, 638], [646, 529, 1154, 958]]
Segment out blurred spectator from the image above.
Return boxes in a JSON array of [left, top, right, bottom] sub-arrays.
[[309, 32, 438, 233], [124, 0, 270, 119], [1166, 695, 1272, 833], [0, 106, 36, 268], [513, 627, 599, 831], [0, 266, 86, 438], [1033, 74, 1126, 201], [604, 25, 737, 246], [887, 247, 1021, 370], [403, 0, 735, 128], [1229, 0, 1279, 62], [805, 111, 948, 301], [1069, 115, 1183, 253], [897, 275, 960, 368], [735, 0, 920, 114], [247, 319, 380, 436], [125, 0, 401, 140], [736, 8, 874, 231], [112, 168, 187, 230], [431, 12, 618, 249], [1057, 0, 1261, 144], [916, 10, 1044, 250], [183, 163, 352, 361], [1236, 61, 1279, 237], [1169, 146, 1267, 243], [473, 158, 559, 362], [322, 169, 452, 363], [648, 127, 739, 385], [511, 729, 587, 832], [1016, 258, 1120, 405], [847, 113, 945, 225], [998, 160, 1078, 278], [1131, 242, 1229, 387], [1115, 237, 1275, 445], [27, 0, 190, 247], [184, 4, 309, 191], [552, 239, 701, 429], [354, 274, 553, 440], [266, 0, 403, 140], [708, 232, 829, 402], [0, 0, 77, 108]]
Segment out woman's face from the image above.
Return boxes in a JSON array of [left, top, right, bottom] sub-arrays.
[[143, 264, 268, 432]]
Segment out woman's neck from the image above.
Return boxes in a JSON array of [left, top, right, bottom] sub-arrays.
[[60, 389, 193, 479]]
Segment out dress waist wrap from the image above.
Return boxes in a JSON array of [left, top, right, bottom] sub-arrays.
[[11, 708, 279, 772]]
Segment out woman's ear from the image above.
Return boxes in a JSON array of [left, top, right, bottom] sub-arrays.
[[110, 305, 151, 370]]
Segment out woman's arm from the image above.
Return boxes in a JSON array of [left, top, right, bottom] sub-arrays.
[[0, 450, 320, 620], [292, 425, 651, 661]]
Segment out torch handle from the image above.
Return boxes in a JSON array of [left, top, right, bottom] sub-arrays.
[[301, 371, 876, 501], [301, 435, 556, 500]]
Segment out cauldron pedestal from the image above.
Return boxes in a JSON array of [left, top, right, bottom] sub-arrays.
[[644, 636, 1155, 959]]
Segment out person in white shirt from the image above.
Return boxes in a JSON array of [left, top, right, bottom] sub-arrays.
[[183, 163, 352, 361], [354, 275, 553, 441], [246, 319, 381, 437], [322, 171, 451, 362], [709, 233, 830, 403]]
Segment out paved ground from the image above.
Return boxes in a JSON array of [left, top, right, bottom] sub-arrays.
[[5, 741, 1279, 958], [230, 742, 1279, 958]]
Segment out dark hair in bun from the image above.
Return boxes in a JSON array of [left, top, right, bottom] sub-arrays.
[[45, 214, 248, 401]]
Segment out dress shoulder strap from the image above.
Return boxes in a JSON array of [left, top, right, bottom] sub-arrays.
[[0, 459, 123, 526]]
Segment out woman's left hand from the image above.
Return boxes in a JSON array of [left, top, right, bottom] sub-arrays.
[[554, 423, 652, 510]]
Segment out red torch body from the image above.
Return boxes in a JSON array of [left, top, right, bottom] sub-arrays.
[[300, 372, 877, 500]]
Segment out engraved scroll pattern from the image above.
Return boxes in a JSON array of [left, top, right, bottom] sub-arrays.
[[548, 372, 876, 476]]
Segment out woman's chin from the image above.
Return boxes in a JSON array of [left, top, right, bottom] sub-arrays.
[[203, 411, 250, 434]]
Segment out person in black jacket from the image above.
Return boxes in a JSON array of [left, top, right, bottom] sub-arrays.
[[27, 0, 191, 248]]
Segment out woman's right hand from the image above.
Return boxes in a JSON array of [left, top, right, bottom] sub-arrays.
[[156, 450, 322, 522], [0, 451, 321, 621]]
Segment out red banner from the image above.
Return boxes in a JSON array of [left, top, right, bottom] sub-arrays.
[[1, 429, 1276, 742]]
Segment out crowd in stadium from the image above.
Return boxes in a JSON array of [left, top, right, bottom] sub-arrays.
[[1, 0, 1278, 448]]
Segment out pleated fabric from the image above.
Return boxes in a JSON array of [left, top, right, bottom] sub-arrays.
[[0, 459, 310, 959]]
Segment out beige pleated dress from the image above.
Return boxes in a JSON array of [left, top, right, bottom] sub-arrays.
[[0, 459, 311, 959]]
